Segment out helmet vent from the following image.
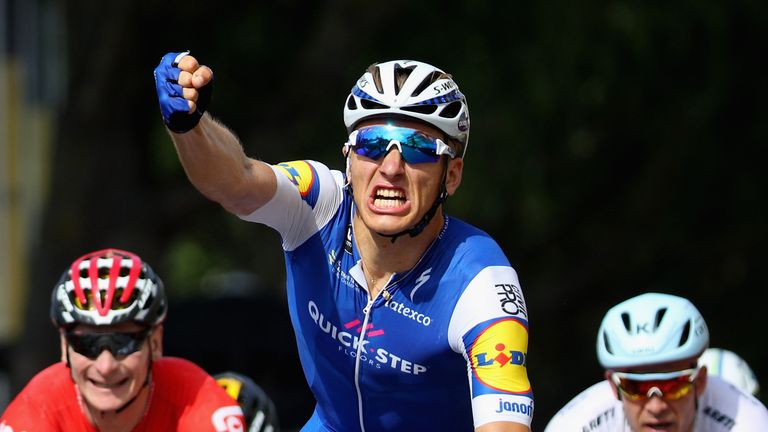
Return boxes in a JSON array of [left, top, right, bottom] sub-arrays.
[[411, 71, 443, 97], [439, 101, 462, 118], [621, 312, 631, 332], [603, 333, 613, 354], [393, 64, 416, 96], [346, 95, 357, 110], [372, 65, 385, 94], [654, 308, 667, 330], [401, 105, 438, 115], [360, 99, 388, 110], [678, 321, 691, 347]]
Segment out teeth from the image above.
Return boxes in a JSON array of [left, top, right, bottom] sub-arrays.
[[376, 188, 405, 199], [374, 198, 403, 208]]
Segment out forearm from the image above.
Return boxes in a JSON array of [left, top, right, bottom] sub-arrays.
[[171, 113, 276, 216]]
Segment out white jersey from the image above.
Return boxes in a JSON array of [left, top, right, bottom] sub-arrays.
[[544, 376, 767, 431]]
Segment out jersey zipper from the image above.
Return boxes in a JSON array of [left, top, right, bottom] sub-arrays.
[[355, 281, 394, 432], [350, 215, 449, 431], [354, 295, 375, 432]]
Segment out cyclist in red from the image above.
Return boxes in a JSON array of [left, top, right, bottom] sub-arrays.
[[0, 248, 245, 432]]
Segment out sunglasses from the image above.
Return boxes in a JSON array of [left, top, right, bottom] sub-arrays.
[[611, 367, 700, 402], [345, 125, 456, 164], [65, 329, 151, 360]]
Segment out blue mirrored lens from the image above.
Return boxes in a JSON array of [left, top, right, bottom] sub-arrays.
[[354, 126, 442, 163]]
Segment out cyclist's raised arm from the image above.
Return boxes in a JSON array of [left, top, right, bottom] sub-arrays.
[[154, 52, 276, 216]]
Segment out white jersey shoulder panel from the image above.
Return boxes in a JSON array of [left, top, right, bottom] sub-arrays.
[[447, 265, 526, 354], [238, 161, 344, 251]]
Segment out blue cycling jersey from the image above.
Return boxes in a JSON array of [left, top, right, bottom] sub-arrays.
[[242, 160, 533, 431]]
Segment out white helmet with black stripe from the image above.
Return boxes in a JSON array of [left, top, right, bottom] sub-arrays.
[[343, 60, 470, 156]]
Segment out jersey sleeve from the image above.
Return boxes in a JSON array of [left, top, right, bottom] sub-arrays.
[[447, 265, 534, 428], [168, 362, 246, 432], [0, 364, 85, 431], [238, 160, 345, 251], [1, 391, 58, 431]]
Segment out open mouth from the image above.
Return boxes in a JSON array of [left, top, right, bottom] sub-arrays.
[[642, 422, 674, 431], [372, 187, 407, 209]]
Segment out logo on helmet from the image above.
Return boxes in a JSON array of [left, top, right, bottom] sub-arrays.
[[458, 112, 469, 132], [470, 317, 531, 394]]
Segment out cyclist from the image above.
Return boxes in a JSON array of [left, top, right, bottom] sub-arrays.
[[699, 348, 760, 398], [0, 248, 245, 431], [544, 292, 768, 431], [214, 371, 280, 432], [153, 52, 533, 431]]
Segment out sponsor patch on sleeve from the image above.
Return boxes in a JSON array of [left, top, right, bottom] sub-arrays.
[[467, 317, 532, 397], [275, 160, 320, 207]]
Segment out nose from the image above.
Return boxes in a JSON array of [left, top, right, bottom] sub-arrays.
[[92, 349, 121, 376], [379, 147, 405, 176], [643, 394, 670, 415]]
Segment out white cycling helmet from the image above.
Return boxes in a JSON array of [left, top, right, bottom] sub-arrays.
[[343, 60, 470, 156], [699, 348, 760, 397], [597, 293, 709, 369]]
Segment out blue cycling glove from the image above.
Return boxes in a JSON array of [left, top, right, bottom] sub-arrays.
[[153, 51, 213, 133]]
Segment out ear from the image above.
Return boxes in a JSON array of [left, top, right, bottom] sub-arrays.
[[605, 370, 621, 400], [59, 329, 68, 362], [149, 325, 164, 359], [696, 365, 707, 397], [346, 154, 352, 180], [445, 157, 463, 195]]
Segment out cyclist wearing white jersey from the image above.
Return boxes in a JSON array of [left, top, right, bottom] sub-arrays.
[[544, 293, 767, 432], [698, 348, 760, 399]]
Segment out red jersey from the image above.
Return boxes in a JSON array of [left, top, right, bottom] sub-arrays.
[[0, 357, 245, 431]]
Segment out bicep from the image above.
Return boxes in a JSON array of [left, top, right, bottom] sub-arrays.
[[476, 421, 530, 432]]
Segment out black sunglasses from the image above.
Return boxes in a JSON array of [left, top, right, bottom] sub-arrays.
[[65, 329, 151, 359]]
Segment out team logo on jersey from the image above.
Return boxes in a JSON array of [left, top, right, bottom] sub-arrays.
[[495, 283, 528, 318], [308, 300, 428, 376], [275, 160, 319, 206], [211, 405, 245, 431], [470, 317, 531, 394]]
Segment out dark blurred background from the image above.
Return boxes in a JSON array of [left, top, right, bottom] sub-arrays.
[[1, 1, 766, 430]]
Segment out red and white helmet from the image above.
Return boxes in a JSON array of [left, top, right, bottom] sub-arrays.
[[51, 248, 167, 328], [343, 60, 470, 156]]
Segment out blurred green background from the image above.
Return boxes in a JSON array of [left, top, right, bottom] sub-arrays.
[[1, 0, 766, 430]]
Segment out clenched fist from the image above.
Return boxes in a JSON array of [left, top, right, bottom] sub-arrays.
[[154, 51, 214, 133]]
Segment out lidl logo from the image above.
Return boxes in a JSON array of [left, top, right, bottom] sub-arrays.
[[276, 160, 319, 206], [470, 317, 531, 394]]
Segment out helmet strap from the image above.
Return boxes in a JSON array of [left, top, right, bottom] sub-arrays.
[[344, 154, 451, 243], [114, 354, 152, 414]]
